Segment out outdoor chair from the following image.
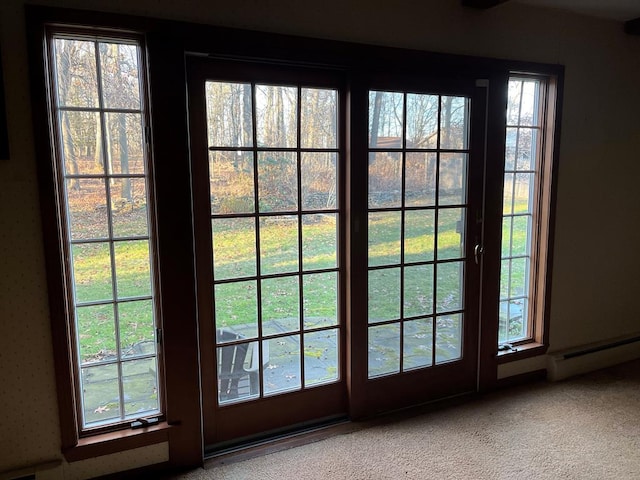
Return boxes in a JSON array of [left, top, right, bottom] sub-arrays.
[[217, 328, 269, 401]]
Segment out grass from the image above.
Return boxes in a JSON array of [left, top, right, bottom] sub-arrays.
[[72, 193, 531, 414]]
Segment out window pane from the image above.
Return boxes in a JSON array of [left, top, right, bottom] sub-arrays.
[[54, 39, 98, 108], [440, 96, 468, 150], [506, 80, 523, 125], [259, 216, 299, 275], [499, 299, 528, 344], [209, 151, 255, 215], [369, 91, 403, 148], [435, 314, 462, 364], [301, 152, 337, 210], [513, 173, 533, 214], [258, 152, 298, 212], [436, 262, 462, 314], [511, 215, 531, 257], [263, 334, 302, 395], [406, 94, 438, 149], [509, 257, 529, 298], [368, 323, 401, 377], [81, 364, 121, 426], [500, 259, 510, 299], [404, 209, 435, 263], [405, 152, 436, 207], [368, 268, 401, 323], [215, 281, 259, 340], [255, 85, 297, 148], [212, 217, 257, 280], [505, 128, 517, 170], [437, 208, 465, 261], [368, 211, 401, 267], [501, 217, 512, 258], [403, 318, 433, 370], [76, 304, 116, 365], [122, 358, 159, 417], [368, 152, 402, 208], [261, 276, 300, 335], [114, 240, 152, 298], [206, 81, 253, 148], [59, 111, 103, 175], [67, 178, 108, 240], [439, 153, 467, 206], [516, 128, 537, 171], [304, 329, 339, 386], [72, 243, 113, 303], [303, 272, 338, 329], [99, 42, 141, 110], [404, 264, 434, 318], [104, 113, 145, 175], [519, 81, 539, 126], [302, 213, 337, 270], [110, 178, 148, 238], [301, 88, 337, 148], [509, 298, 527, 340], [217, 341, 260, 404], [119, 300, 156, 359], [503, 172, 514, 215]]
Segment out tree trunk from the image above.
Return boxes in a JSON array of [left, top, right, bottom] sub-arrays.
[[370, 91, 384, 148], [118, 114, 131, 201]]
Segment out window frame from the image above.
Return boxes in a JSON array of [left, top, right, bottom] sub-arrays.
[[27, 5, 564, 465], [47, 29, 164, 435], [496, 72, 559, 360], [30, 22, 171, 461]]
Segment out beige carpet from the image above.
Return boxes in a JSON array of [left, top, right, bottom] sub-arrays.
[[178, 360, 640, 479]]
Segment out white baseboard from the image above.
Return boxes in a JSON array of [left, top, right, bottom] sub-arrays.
[[547, 335, 640, 381]]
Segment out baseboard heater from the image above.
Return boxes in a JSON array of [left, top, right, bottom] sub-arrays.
[[0, 460, 61, 480], [547, 334, 640, 381]]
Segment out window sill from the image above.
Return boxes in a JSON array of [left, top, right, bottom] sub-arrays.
[[64, 421, 170, 462], [496, 342, 547, 364]]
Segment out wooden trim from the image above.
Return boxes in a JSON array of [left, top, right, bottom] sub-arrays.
[[0, 43, 9, 160], [495, 342, 546, 364], [477, 71, 508, 392], [65, 423, 170, 462], [624, 18, 640, 35], [541, 74, 563, 350], [146, 32, 203, 468], [461, 0, 510, 9]]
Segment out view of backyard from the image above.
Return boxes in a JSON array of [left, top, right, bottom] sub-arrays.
[[55, 38, 534, 423]]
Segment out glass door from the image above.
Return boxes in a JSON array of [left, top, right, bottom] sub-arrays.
[[188, 57, 487, 445], [351, 78, 486, 415], [187, 58, 347, 447]]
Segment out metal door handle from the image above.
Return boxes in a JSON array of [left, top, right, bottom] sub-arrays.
[[474, 244, 484, 264]]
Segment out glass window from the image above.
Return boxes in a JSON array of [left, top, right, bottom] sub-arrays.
[[499, 76, 552, 347], [51, 36, 161, 429]]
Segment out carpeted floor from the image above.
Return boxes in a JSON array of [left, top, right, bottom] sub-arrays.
[[176, 359, 640, 479]]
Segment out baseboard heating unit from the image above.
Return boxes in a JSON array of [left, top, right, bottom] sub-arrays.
[[547, 334, 640, 381]]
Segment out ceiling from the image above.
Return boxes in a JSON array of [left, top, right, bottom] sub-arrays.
[[514, 0, 640, 22]]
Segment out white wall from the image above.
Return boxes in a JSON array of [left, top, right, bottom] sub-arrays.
[[1, 0, 639, 477]]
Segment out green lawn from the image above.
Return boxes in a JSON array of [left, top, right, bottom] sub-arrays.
[[73, 198, 530, 416]]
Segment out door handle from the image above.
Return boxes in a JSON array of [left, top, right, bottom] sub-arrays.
[[474, 244, 484, 265]]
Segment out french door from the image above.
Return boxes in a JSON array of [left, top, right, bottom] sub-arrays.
[[351, 75, 485, 416], [187, 57, 486, 448]]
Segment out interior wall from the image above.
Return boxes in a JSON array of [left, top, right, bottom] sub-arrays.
[[1, 0, 639, 477]]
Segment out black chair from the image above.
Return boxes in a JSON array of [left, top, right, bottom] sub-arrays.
[[217, 328, 268, 401]]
